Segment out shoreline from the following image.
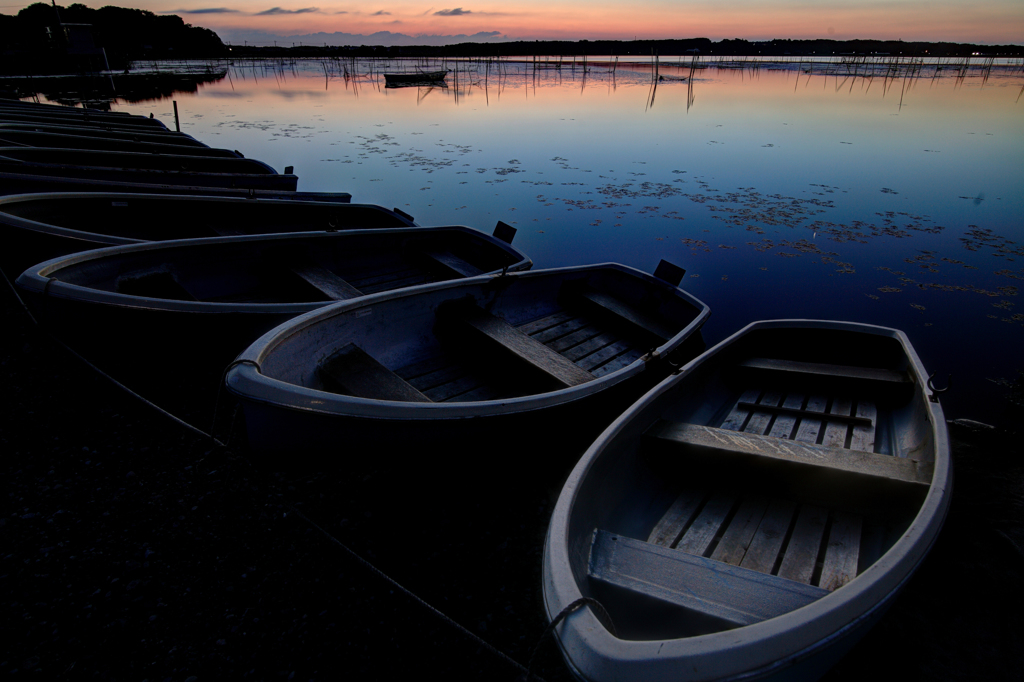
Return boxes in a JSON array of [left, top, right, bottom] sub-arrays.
[[3, 279, 1022, 680]]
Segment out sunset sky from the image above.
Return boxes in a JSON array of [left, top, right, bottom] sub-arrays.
[[6, 0, 1023, 46]]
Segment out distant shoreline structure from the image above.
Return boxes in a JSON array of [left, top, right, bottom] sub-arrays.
[[220, 38, 1024, 59]]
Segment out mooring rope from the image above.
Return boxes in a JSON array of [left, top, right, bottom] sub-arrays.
[[524, 597, 617, 681]]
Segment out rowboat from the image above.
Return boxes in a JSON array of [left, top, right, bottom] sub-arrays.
[[0, 192, 413, 279], [15, 226, 528, 424], [225, 262, 710, 461], [0, 102, 170, 130], [542, 319, 951, 682], [0, 129, 242, 156], [0, 171, 352, 202], [0, 146, 297, 191], [383, 70, 449, 86], [0, 121, 207, 147]]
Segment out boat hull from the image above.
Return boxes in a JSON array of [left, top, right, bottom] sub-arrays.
[[542, 320, 951, 682], [0, 146, 297, 192]]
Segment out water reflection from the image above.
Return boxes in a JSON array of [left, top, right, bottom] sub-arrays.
[[32, 56, 1024, 425], [4, 63, 227, 109]]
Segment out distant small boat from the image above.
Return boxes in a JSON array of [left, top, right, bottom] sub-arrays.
[[16, 226, 528, 424], [383, 70, 449, 86], [542, 319, 951, 682], [225, 262, 709, 462], [0, 191, 414, 278]]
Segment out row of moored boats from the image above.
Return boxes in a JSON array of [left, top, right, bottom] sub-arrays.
[[2, 97, 950, 682]]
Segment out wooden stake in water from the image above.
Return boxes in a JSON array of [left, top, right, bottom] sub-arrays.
[[173, 100, 180, 132]]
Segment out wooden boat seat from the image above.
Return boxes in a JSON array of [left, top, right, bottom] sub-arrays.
[[646, 383, 932, 485], [739, 357, 910, 384], [588, 529, 829, 629], [438, 302, 596, 389], [648, 421, 931, 485], [289, 262, 363, 301], [574, 290, 674, 343], [416, 248, 484, 279], [395, 292, 661, 402], [319, 344, 432, 402]]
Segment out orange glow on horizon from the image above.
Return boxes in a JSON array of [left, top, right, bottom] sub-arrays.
[[11, 1, 1023, 45]]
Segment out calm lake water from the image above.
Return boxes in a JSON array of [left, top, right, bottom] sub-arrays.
[[105, 57, 1023, 425]]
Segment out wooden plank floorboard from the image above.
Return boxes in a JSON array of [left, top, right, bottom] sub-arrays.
[[819, 512, 862, 591], [676, 493, 735, 557], [794, 395, 828, 444], [592, 348, 644, 377], [548, 325, 603, 353], [850, 401, 878, 453], [740, 498, 796, 575], [516, 310, 574, 336], [531, 317, 591, 344], [710, 496, 769, 566], [768, 393, 805, 439], [777, 505, 828, 585], [822, 398, 853, 449], [648, 489, 704, 547], [576, 340, 632, 372], [721, 389, 762, 431], [744, 391, 784, 436], [562, 332, 619, 362]]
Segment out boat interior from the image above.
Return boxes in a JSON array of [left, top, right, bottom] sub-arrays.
[[309, 271, 704, 404], [2, 196, 411, 241], [569, 326, 936, 640], [45, 230, 522, 305]]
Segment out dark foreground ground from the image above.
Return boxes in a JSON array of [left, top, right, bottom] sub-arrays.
[[3, 281, 1022, 681]]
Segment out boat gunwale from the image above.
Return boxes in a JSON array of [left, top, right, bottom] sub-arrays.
[[542, 319, 951, 682], [0, 146, 280, 174], [14, 226, 533, 314], [0, 192, 416, 247], [225, 263, 711, 418]]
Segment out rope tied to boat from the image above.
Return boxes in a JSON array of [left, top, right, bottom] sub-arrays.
[[928, 372, 951, 403], [209, 358, 262, 445], [521, 597, 617, 681]]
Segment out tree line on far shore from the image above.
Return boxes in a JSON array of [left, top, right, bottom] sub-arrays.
[[249, 38, 1023, 60], [1, 3, 225, 72]]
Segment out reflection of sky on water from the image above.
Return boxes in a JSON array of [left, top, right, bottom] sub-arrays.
[[114, 60, 1024, 424]]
